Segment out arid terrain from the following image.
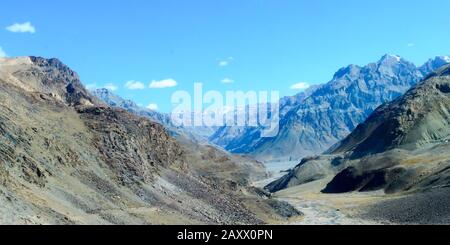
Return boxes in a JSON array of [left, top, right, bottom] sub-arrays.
[[0, 56, 301, 225], [266, 177, 450, 225], [1, 55, 450, 225]]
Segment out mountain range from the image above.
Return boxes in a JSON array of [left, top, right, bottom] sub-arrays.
[[267, 63, 450, 197], [210, 55, 450, 162], [2, 53, 450, 224]]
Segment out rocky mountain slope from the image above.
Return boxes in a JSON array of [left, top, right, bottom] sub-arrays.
[[91, 88, 172, 128], [92, 88, 218, 143], [91, 88, 270, 185], [267, 64, 450, 198], [0, 57, 300, 224], [211, 55, 449, 162], [331, 66, 450, 157]]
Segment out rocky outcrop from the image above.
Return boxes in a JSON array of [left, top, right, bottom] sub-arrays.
[[78, 106, 184, 184]]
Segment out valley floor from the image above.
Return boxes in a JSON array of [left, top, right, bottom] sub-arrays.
[[274, 182, 450, 225], [272, 178, 386, 225], [258, 166, 450, 225], [255, 162, 393, 225]]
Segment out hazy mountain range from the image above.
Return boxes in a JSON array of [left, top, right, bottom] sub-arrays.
[[209, 55, 450, 162], [91, 55, 450, 164]]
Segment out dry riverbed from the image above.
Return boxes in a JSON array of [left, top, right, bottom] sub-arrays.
[[255, 162, 391, 225], [273, 179, 387, 225]]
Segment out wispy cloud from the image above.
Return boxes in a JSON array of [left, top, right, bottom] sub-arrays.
[[221, 78, 234, 84], [149, 79, 178, 89], [6, 22, 36, 34], [407, 43, 415, 48], [290, 82, 310, 90], [146, 103, 158, 111], [0, 47, 7, 57], [104, 83, 118, 91], [125, 80, 145, 90], [218, 57, 234, 67], [219, 61, 229, 67]]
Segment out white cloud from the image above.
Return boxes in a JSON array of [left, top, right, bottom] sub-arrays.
[[219, 61, 229, 67], [104, 83, 118, 91], [290, 82, 310, 90], [218, 57, 234, 67], [149, 79, 178, 89], [6, 22, 36, 34], [407, 43, 415, 48], [125, 80, 145, 90], [0, 47, 7, 57], [147, 103, 158, 111], [221, 78, 234, 84]]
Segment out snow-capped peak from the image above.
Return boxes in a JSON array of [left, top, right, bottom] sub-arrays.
[[379, 54, 402, 63], [391, 55, 401, 62]]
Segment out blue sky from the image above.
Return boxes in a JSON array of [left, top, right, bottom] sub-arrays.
[[1, 0, 450, 112]]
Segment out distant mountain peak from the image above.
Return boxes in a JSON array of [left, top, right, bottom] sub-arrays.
[[94, 87, 112, 93], [91, 88, 139, 109], [420, 56, 450, 76], [378, 54, 402, 63], [333, 64, 361, 79], [438, 55, 450, 62], [427, 55, 450, 64]]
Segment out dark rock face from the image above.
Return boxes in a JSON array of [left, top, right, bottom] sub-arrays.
[[78, 106, 184, 184], [210, 55, 450, 162], [321, 167, 388, 193], [27, 56, 101, 107]]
